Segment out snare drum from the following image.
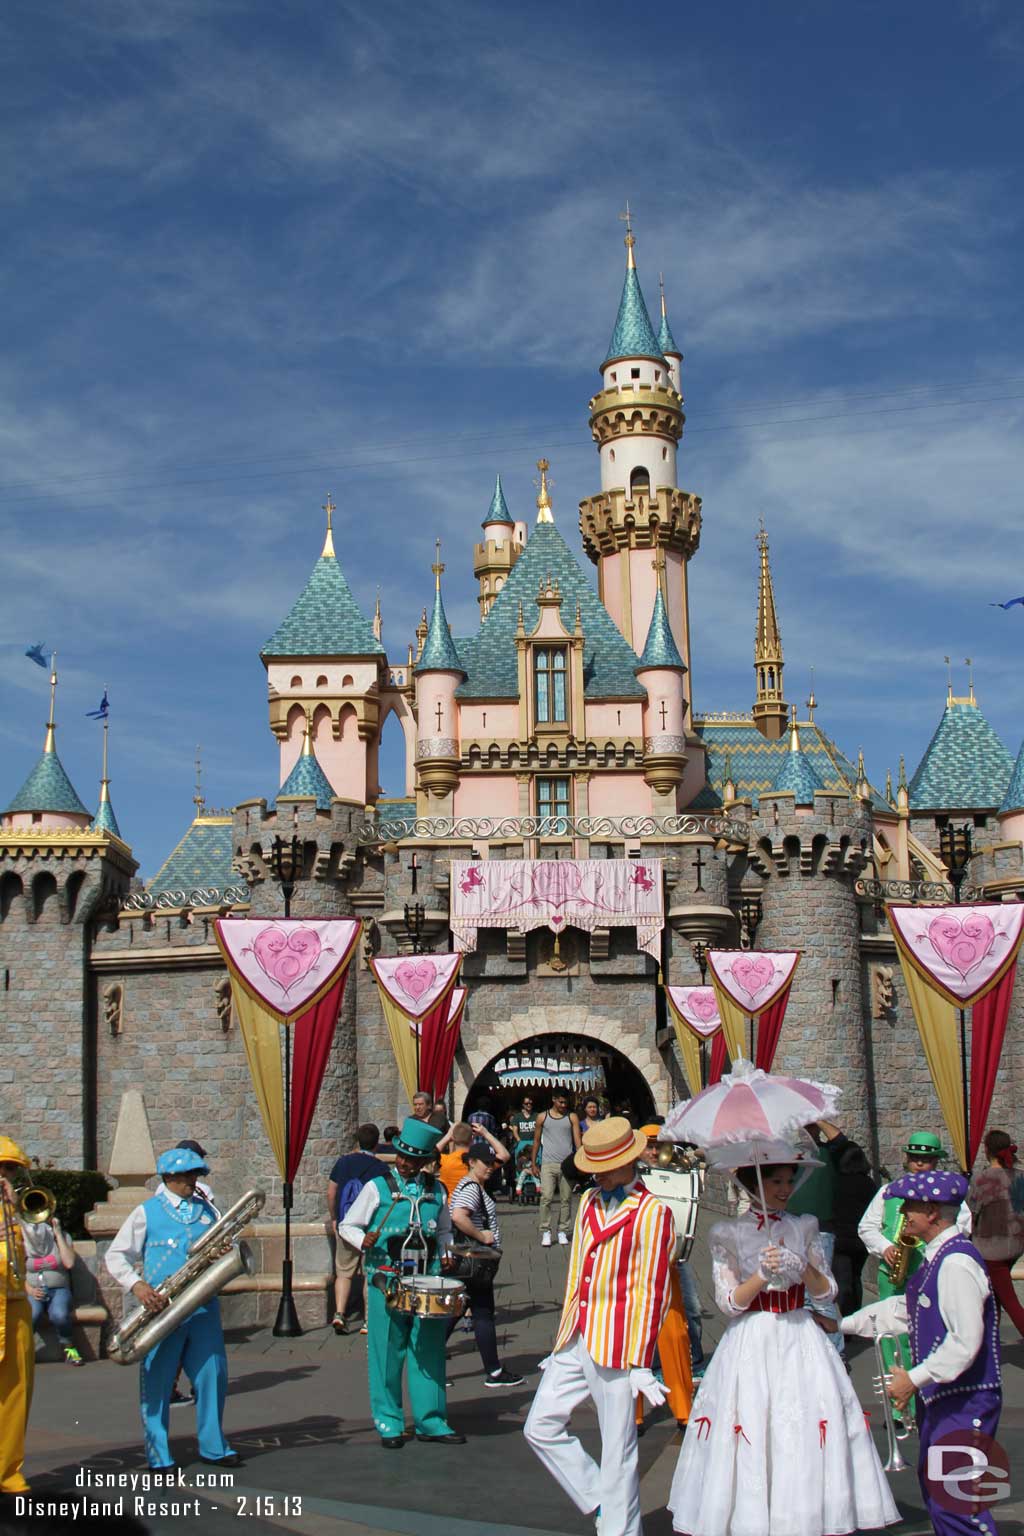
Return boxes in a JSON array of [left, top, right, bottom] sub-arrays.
[[386, 1275, 467, 1320], [639, 1165, 701, 1262]]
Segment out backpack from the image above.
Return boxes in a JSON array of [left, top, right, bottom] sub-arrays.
[[336, 1176, 366, 1221]]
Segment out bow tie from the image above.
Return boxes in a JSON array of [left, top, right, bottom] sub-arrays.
[[754, 1210, 782, 1230], [599, 1186, 627, 1208]]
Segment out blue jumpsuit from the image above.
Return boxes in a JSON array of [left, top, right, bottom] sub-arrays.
[[137, 1192, 233, 1469]]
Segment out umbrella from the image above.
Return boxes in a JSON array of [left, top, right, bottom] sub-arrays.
[[664, 1058, 840, 1254]]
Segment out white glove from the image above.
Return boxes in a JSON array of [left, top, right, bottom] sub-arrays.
[[537, 1354, 553, 1373], [629, 1367, 669, 1407], [757, 1244, 804, 1286]]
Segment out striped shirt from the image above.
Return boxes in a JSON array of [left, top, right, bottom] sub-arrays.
[[450, 1176, 501, 1249], [553, 1183, 674, 1369]]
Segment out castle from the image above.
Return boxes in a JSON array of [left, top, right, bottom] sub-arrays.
[[3, 224, 1023, 1225]]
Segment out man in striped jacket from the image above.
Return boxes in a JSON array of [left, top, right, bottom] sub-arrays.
[[525, 1116, 676, 1536]]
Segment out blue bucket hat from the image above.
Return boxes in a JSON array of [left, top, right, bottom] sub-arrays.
[[157, 1146, 209, 1176], [886, 1169, 968, 1206], [392, 1117, 442, 1160]]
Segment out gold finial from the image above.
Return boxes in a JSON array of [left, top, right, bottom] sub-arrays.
[[321, 493, 336, 558], [965, 656, 976, 704], [373, 585, 383, 641], [659, 271, 667, 318], [535, 458, 554, 522], [651, 548, 667, 599], [99, 708, 111, 805], [885, 766, 893, 805], [302, 708, 314, 757], [944, 655, 953, 705], [43, 652, 58, 754], [806, 666, 817, 720], [432, 538, 445, 592], [723, 749, 736, 804], [789, 703, 800, 752], [193, 744, 204, 814], [619, 201, 636, 269]]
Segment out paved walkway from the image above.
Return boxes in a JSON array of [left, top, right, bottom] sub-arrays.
[[10, 1199, 1024, 1536]]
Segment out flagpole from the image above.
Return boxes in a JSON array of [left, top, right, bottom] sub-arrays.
[[272, 835, 303, 1338]]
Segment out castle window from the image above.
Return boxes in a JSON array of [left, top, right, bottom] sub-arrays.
[[290, 675, 302, 688], [342, 674, 354, 687], [629, 466, 650, 499], [537, 776, 571, 830], [655, 370, 661, 383], [610, 371, 617, 383], [534, 647, 567, 724], [631, 367, 640, 380], [316, 674, 328, 687]]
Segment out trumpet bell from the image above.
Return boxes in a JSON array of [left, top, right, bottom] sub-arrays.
[[19, 1187, 57, 1224], [656, 1143, 677, 1167]]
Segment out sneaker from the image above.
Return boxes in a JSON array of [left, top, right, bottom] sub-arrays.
[[558, 1232, 569, 1246], [332, 1313, 349, 1335], [540, 1231, 552, 1247], [63, 1346, 84, 1367], [170, 1388, 195, 1407], [484, 1367, 525, 1388], [359, 1323, 368, 1335]]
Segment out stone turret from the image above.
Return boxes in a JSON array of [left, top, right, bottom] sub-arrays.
[[473, 475, 525, 620], [636, 557, 688, 803], [414, 542, 465, 803]]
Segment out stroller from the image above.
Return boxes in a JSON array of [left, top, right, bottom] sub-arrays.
[[514, 1140, 540, 1205]]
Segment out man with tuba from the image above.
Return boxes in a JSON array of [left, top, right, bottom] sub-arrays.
[[0, 1136, 34, 1495], [858, 1130, 971, 1421], [842, 1170, 1002, 1536], [105, 1146, 240, 1472]]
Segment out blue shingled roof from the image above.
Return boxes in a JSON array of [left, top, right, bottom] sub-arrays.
[[657, 308, 681, 358], [261, 554, 384, 658], [4, 748, 89, 816], [770, 742, 824, 802], [637, 586, 686, 672], [690, 718, 885, 812], [908, 701, 1013, 812], [1000, 741, 1024, 814], [482, 474, 513, 527], [148, 816, 235, 894], [93, 795, 122, 838], [276, 747, 335, 809], [456, 520, 645, 700], [416, 584, 465, 674], [604, 266, 666, 367]]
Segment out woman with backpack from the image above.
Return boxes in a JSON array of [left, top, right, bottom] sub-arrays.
[[968, 1127, 1024, 1336], [328, 1125, 387, 1335], [448, 1142, 524, 1388]]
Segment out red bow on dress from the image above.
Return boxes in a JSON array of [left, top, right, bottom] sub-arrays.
[[753, 1210, 782, 1231]]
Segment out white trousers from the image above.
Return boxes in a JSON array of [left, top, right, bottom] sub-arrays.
[[524, 1334, 641, 1536]]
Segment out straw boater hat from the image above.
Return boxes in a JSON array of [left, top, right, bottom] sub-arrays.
[[575, 1116, 648, 1174]]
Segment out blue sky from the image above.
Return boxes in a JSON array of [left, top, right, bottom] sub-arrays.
[[3, 1, 1024, 878]]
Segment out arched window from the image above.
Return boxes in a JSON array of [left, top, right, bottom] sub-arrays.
[[290, 675, 302, 688], [342, 674, 354, 688], [630, 466, 650, 499], [316, 674, 328, 687]]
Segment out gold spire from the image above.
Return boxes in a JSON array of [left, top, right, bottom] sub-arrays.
[[944, 654, 953, 706], [789, 704, 800, 752], [432, 538, 445, 592], [43, 652, 58, 754], [966, 655, 976, 704], [885, 766, 893, 805], [321, 493, 336, 558], [373, 585, 383, 642], [302, 709, 314, 757], [806, 667, 817, 720], [619, 201, 636, 269], [193, 744, 204, 815], [99, 709, 111, 805], [753, 523, 787, 739], [659, 271, 667, 318], [535, 458, 554, 523], [856, 747, 870, 801], [651, 549, 667, 600]]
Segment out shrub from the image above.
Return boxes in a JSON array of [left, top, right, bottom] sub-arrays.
[[26, 1169, 111, 1238]]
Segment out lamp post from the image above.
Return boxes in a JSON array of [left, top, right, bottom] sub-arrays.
[[739, 893, 763, 1059], [691, 940, 709, 1086], [270, 834, 303, 1338], [939, 822, 974, 1172], [404, 902, 426, 1090]]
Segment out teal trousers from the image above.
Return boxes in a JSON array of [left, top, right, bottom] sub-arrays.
[[366, 1283, 452, 1439]]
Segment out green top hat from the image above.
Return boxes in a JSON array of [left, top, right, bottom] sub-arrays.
[[392, 1117, 443, 1160], [904, 1130, 945, 1158]]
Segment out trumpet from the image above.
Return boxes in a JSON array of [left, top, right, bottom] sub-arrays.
[[871, 1329, 912, 1473]]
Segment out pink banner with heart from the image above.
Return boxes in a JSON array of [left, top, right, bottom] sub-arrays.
[[707, 949, 800, 1015], [214, 918, 361, 1023], [450, 858, 664, 959], [666, 986, 722, 1039], [371, 952, 463, 1021], [886, 902, 1024, 1006]]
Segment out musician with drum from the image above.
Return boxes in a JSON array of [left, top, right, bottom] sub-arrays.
[[0, 1135, 34, 1495], [339, 1116, 465, 1449], [105, 1146, 240, 1472]]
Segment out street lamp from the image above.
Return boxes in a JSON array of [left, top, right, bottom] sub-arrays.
[[270, 835, 303, 1338], [938, 822, 974, 1171], [739, 893, 763, 1058], [690, 940, 710, 1085]]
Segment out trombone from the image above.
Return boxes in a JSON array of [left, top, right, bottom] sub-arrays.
[[871, 1328, 912, 1473], [1, 1178, 57, 1284]]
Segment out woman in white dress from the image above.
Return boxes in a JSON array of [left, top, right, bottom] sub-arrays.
[[669, 1151, 900, 1536]]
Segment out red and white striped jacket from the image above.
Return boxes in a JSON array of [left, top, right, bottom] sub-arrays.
[[552, 1182, 675, 1369]]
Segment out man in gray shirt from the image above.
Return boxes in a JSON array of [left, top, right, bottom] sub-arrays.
[[530, 1092, 582, 1247]]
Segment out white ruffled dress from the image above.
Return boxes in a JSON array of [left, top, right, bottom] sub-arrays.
[[669, 1211, 900, 1536]]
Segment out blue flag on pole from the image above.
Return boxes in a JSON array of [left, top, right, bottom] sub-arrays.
[[25, 643, 46, 667], [989, 596, 1024, 610], [86, 692, 109, 720]]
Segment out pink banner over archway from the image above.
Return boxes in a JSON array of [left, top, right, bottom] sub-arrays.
[[370, 953, 463, 1101], [665, 985, 722, 1096]]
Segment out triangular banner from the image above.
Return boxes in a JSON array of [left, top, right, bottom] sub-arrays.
[[707, 949, 800, 1016], [886, 902, 1024, 1008], [370, 953, 462, 1021], [215, 918, 361, 1024], [666, 985, 722, 1040]]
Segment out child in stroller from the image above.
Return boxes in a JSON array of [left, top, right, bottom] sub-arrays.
[[515, 1144, 540, 1205]]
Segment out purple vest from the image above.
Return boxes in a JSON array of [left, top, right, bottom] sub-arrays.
[[904, 1231, 1001, 1404]]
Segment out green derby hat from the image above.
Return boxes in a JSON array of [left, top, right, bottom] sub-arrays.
[[392, 1116, 442, 1160], [904, 1130, 945, 1158]]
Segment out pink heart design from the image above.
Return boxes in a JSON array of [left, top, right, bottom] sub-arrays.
[[728, 954, 776, 1004], [689, 988, 719, 1023], [551, 915, 564, 926], [531, 862, 582, 907], [394, 958, 438, 1005], [252, 926, 321, 993], [927, 913, 996, 980]]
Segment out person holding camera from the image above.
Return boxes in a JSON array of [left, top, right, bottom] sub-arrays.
[[448, 1141, 523, 1388]]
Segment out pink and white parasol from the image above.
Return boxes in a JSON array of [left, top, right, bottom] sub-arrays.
[[663, 1057, 841, 1150]]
